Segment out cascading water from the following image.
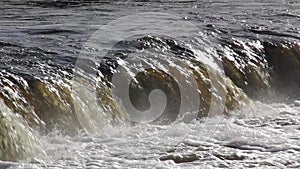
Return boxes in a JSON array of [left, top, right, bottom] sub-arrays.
[[0, 0, 300, 168]]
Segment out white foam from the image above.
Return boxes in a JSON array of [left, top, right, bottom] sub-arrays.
[[5, 101, 300, 168]]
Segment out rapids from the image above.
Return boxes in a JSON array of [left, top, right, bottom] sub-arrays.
[[0, 0, 299, 168]]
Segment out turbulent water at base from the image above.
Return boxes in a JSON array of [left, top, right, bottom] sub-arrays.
[[0, 0, 300, 168]]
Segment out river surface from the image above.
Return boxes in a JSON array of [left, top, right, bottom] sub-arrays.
[[0, 0, 300, 168]]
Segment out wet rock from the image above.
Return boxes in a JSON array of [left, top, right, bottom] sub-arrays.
[[213, 152, 246, 160], [219, 39, 300, 101], [128, 69, 181, 123], [0, 72, 42, 127], [0, 72, 82, 135], [27, 79, 81, 135], [159, 153, 199, 163], [220, 39, 271, 97], [195, 146, 210, 151], [264, 42, 300, 96]]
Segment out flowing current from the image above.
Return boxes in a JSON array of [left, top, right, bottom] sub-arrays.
[[0, 0, 300, 168]]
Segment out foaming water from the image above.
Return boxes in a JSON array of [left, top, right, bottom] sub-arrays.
[[1, 101, 298, 168], [0, 100, 46, 162], [0, 0, 300, 167]]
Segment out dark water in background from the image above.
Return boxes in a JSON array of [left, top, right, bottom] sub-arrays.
[[0, 0, 299, 73], [0, 0, 300, 168]]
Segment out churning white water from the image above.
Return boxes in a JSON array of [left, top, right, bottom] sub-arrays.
[[1, 101, 299, 169]]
